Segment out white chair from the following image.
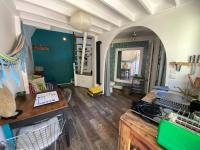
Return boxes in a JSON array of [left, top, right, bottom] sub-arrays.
[[0, 115, 66, 150]]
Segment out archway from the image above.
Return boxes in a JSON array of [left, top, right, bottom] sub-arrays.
[[104, 26, 167, 96]]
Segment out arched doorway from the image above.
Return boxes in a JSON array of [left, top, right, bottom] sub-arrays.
[[104, 26, 167, 96]]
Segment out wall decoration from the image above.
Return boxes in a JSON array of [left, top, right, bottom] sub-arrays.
[[32, 44, 49, 51]]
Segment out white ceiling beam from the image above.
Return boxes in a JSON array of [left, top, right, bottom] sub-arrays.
[[20, 11, 104, 34], [91, 17, 111, 31], [63, 0, 121, 27], [136, 0, 154, 14], [20, 12, 81, 33], [15, 0, 68, 23], [89, 26, 103, 34], [17, 0, 112, 31], [22, 19, 51, 30], [100, 0, 136, 21], [21, 12, 102, 35], [21, 0, 73, 16]]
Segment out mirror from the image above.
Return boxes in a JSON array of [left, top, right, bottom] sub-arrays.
[[114, 47, 143, 83]]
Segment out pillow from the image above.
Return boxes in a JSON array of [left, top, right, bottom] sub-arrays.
[[29, 77, 47, 93]]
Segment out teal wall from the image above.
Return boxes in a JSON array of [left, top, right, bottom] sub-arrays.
[[110, 41, 149, 86], [32, 29, 73, 84]]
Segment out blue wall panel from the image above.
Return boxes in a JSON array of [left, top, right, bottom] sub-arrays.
[[32, 29, 73, 84]]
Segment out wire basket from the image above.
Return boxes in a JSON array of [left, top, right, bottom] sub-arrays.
[[0, 115, 66, 150]]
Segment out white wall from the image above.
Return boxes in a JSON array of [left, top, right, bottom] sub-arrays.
[[0, 0, 26, 94], [0, 0, 16, 54], [98, 0, 200, 91]]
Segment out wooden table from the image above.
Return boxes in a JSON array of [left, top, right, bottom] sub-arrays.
[[0, 89, 70, 146], [118, 110, 163, 150]]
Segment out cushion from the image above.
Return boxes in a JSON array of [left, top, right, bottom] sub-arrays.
[[29, 77, 47, 93]]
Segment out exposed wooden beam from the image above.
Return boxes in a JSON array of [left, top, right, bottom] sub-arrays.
[[63, 0, 121, 27], [100, 0, 136, 21], [16, 1, 68, 23], [136, 0, 154, 14]]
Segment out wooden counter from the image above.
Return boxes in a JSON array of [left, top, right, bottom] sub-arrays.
[[118, 110, 163, 150]]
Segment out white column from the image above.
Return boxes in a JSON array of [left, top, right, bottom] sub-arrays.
[[80, 32, 87, 74]]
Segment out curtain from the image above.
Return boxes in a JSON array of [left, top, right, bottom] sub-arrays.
[[104, 49, 111, 96]]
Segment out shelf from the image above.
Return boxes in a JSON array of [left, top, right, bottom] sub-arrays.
[[76, 43, 92, 46], [75, 35, 92, 40], [169, 62, 200, 66], [32, 45, 49, 51]]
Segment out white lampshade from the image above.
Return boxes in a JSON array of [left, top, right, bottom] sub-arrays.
[[70, 11, 91, 32]]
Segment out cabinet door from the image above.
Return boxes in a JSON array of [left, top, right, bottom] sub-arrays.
[[130, 135, 151, 150]]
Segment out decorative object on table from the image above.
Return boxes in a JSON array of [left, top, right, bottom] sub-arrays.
[[0, 85, 16, 118], [29, 77, 47, 93], [0, 34, 26, 88], [157, 112, 200, 150], [16, 91, 26, 97], [34, 91, 59, 107]]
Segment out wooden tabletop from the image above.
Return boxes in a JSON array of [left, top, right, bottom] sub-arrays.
[[0, 89, 69, 125], [120, 110, 163, 150]]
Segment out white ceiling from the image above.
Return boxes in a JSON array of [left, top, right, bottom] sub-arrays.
[[115, 26, 156, 39], [13, 0, 191, 35]]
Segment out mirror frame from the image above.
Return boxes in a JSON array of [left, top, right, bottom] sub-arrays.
[[114, 47, 144, 84]]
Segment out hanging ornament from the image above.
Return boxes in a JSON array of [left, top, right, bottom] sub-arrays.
[[70, 11, 92, 32]]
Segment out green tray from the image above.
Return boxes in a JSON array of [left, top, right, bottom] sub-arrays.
[[157, 120, 200, 150]]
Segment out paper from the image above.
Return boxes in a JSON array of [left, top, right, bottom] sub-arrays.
[[34, 91, 59, 107]]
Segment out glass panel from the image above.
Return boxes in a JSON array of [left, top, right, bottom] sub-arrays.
[[116, 49, 142, 81]]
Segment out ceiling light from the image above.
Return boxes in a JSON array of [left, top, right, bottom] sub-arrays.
[[62, 37, 67, 41]]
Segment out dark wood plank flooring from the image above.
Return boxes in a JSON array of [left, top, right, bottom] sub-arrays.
[[60, 86, 143, 150]]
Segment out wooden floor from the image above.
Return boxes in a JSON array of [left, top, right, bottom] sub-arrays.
[[61, 86, 143, 150]]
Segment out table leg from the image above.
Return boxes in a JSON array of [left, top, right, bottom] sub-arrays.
[[63, 108, 70, 147]]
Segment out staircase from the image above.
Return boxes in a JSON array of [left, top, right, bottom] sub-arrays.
[[73, 32, 94, 88], [73, 32, 93, 75]]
